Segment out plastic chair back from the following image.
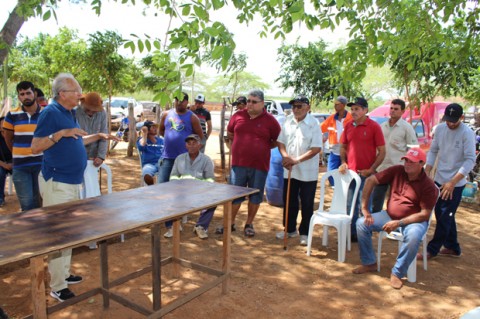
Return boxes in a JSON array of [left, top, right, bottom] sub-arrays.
[[320, 169, 361, 217]]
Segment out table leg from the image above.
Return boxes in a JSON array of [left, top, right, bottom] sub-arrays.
[[222, 201, 232, 294], [151, 224, 161, 311], [172, 219, 181, 277], [31, 255, 47, 319], [99, 240, 110, 308]]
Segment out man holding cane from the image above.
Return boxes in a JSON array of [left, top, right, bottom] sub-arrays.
[[276, 95, 322, 246]]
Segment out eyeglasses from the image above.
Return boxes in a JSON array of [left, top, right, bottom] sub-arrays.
[[292, 104, 305, 109], [247, 99, 262, 104]]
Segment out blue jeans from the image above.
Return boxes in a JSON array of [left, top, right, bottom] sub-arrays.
[[427, 184, 464, 256], [0, 167, 9, 203], [282, 178, 317, 236], [357, 210, 428, 279], [158, 158, 176, 228], [346, 175, 367, 238], [327, 153, 341, 186], [13, 165, 41, 211], [230, 166, 268, 205]]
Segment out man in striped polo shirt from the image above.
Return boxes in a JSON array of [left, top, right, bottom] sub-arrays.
[[3, 81, 43, 211]]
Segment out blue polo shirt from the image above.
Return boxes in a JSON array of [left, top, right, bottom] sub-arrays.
[[34, 100, 87, 184]]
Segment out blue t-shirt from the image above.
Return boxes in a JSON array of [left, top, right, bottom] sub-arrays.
[[137, 136, 164, 166], [34, 100, 87, 184], [163, 109, 194, 159]]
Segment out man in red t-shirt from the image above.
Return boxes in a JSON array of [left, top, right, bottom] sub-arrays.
[[216, 89, 281, 237], [351, 148, 438, 289], [339, 97, 385, 242]]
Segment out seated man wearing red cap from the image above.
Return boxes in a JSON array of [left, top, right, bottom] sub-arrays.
[[352, 148, 438, 289]]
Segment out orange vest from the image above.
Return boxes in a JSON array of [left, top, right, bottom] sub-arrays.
[[320, 112, 353, 146]]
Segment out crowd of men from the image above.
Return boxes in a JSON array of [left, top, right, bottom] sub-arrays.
[[0, 75, 476, 316]]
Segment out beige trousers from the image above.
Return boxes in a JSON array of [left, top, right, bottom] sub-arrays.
[[39, 173, 80, 292]]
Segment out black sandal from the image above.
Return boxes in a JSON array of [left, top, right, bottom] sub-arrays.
[[215, 224, 236, 234], [244, 224, 255, 237]]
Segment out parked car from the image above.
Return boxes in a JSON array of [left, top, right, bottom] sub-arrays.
[[369, 101, 450, 151], [104, 97, 144, 124], [264, 100, 292, 117], [140, 101, 160, 114]]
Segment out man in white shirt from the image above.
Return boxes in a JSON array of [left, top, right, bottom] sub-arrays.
[[276, 95, 322, 246], [371, 99, 418, 213]]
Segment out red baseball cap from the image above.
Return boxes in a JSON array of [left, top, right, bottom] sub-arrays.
[[401, 147, 426, 163]]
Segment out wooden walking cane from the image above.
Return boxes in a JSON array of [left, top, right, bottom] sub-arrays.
[[283, 169, 292, 250]]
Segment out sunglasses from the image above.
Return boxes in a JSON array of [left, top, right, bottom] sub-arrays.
[[292, 104, 305, 109], [247, 99, 262, 104]]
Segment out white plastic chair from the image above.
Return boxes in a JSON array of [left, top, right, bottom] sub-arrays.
[[377, 188, 439, 282], [306, 169, 361, 262]]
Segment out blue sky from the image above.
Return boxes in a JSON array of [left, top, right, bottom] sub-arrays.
[[2, 1, 349, 96]]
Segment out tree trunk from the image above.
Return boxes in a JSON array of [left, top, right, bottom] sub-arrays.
[[0, 2, 26, 64]]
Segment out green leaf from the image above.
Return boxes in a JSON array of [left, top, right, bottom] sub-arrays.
[[211, 0, 224, 10], [145, 39, 151, 51], [43, 10, 51, 21], [193, 5, 208, 21], [182, 5, 191, 16], [153, 40, 161, 50], [137, 39, 144, 53], [211, 46, 224, 59]]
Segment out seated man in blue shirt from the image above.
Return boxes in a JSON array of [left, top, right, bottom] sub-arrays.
[[137, 121, 164, 185]]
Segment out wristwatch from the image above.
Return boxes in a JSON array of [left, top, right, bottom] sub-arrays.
[[48, 134, 58, 143], [399, 219, 405, 227]]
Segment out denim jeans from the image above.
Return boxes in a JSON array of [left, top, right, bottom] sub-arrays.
[[158, 158, 176, 228], [281, 178, 317, 236], [230, 166, 268, 205], [0, 166, 9, 203], [427, 184, 464, 256], [13, 165, 41, 211], [357, 210, 428, 279], [346, 175, 367, 237], [327, 153, 341, 186]]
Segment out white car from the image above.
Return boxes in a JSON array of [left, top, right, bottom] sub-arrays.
[[104, 97, 144, 123]]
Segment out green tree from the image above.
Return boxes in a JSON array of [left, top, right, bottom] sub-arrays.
[[276, 41, 361, 104]]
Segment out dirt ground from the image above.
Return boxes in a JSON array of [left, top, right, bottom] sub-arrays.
[[1, 132, 479, 319]]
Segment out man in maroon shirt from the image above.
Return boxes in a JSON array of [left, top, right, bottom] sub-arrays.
[[352, 148, 438, 289], [216, 89, 281, 237]]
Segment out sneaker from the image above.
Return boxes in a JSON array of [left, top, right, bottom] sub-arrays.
[[275, 231, 298, 239], [439, 248, 461, 257], [163, 225, 183, 238], [300, 235, 308, 246], [164, 228, 173, 238], [65, 275, 83, 285], [193, 225, 208, 239], [50, 288, 75, 302]]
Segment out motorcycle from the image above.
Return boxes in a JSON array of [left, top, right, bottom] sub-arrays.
[[110, 114, 130, 150]]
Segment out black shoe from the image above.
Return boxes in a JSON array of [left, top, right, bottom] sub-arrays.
[[65, 274, 83, 285], [50, 288, 75, 302], [351, 235, 358, 243], [0, 307, 8, 319], [215, 224, 236, 234]]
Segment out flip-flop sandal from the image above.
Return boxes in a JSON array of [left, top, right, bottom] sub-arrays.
[[215, 224, 236, 234], [244, 224, 255, 237]]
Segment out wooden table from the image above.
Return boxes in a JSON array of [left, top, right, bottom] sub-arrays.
[[0, 179, 257, 318]]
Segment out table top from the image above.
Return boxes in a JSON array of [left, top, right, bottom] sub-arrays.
[[0, 179, 257, 266]]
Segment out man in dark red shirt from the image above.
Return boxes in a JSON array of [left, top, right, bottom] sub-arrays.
[[352, 148, 438, 289], [217, 89, 281, 237], [339, 97, 385, 241]]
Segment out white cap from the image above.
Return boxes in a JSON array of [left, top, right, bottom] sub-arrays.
[[195, 93, 205, 103]]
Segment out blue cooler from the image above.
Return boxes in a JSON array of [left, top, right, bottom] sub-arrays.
[[265, 147, 284, 207]]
